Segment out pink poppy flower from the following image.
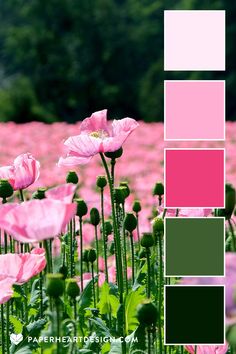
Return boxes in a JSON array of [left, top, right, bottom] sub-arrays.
[[0, 248, 46, 285], [45, 183, 76, 203], [0, 199, 76, 243], [58, 109, 139, 166], [0, 278, 15, 305], [185, 344, 228, 354], [0, 153, 40, 190]]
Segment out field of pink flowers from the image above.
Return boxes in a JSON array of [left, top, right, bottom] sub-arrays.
[[0, 115, 235, 354]]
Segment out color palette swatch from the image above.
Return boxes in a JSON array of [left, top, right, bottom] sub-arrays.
[[163, 9, 226, 347], [165, 217, 225, 276], [164, 10, 225, 71], [164, 81, 225, 141], [165, 149, 225, 208], [165, 286, 225, 344]]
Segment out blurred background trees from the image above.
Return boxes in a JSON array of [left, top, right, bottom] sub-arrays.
[[0, 0, 234, 123]]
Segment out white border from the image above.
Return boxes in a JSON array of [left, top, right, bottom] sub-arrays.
[[164, 148, 226, 209], [164, 80, 226, 141], [164, 217, 225, 277], [164, 284, 226, 346], [164, 10, 226, 71]]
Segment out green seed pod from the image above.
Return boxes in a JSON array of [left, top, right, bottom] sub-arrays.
[[124, 212, 137, 233], [66, 171, 79, 184], [0, 179, 14, 199], [90, 207, 100, 226], [103, 220, 113, 236], [132, 200, 141, 213], [83, 249, 89, 263], [75, 198, 88, 218], [96, 175, 107, 189], [119, 181, 130, 198], [46, 273, 65, 298], [153, 182, 164, 196], [105, 147, 123, 159], [58, 264, 68, 280], [137, 300, 158, 326], [114, 187, 125, 204], [152, 217, 164, 234], [141, 233, 154, 248], [32, 187, 47, 200], [88, 249, 97, 263], [217, 184, 236, 220], [66, 278, 80, 298]]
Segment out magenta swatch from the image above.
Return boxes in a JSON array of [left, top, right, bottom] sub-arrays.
[[165, 149, 225, 208]]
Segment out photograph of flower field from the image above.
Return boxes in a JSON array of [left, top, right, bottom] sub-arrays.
[[0, 1, 236, 354]]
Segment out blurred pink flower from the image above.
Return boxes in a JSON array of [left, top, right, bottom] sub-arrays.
[[185, 345, 228, 354], [0, 248, 46, 284], [46, 183, 76, 203], [0, 278, 15, 305], [0, 199, 76, 243], [58, 109, 139, 166], [0, 153, 40, 190]]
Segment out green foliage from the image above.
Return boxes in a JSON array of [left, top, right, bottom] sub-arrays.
[[0, 0, 234, 122], [124, 287, 146, 334], [97, 282, 119, 318]]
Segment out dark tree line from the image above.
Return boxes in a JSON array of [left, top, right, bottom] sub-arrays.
[[0, 0, 235, 123]]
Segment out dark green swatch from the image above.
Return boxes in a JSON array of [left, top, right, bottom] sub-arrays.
[[165, 286, 224, 344], [165, 217, 224, 276]]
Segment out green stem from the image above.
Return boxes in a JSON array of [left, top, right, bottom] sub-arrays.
[[1, 304, 5, 354], [91, 262, 96, 308], [146, 248, 151, 298], [101, 188, 109, 283], [95, 225, 99, 302], [147, 328, 151, 354], [136, 213, 140, 251], [69, 220, 73, 277], [100, 153, 123, 300], [55, 299, 60, 354], [4, 232, 8, 254], [130, 232, 135, 285], [122, 204, 128, 293], [228, 219, 236, 252], [43, 240, 51, 273], [19, 189, 24, 202], [158, 233, 163, 354], [111, 158, 116, 186], [6, 302, 10, 354], [79, 217, 84, 291]]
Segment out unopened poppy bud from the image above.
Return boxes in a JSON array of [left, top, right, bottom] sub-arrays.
[[0, 179, 14, 200], [153, 182, 164, 197], [132, 200, 141, 213], [152, 217, 164, 234], [59, 264, 68, 279], [141, 233, 154, 248], [32, 187, 47, 200], [137, 300, 158, 326], [90, 208, 100, 226], [96, 175, 107, 189], [103, 220, 113, 236], [105, 147, 123, 159], [83, 249, 89, 263], [66, 171, 79, 184], [114, 187, 125, 204], [46, 273, 65, 298], [222, 184, 235, 219], [119, 181, 130, 198], [88, 249, 97, 263], [66, 279, 80, 298], [124, 212, 137, 233], [75, 198, 88, 218]]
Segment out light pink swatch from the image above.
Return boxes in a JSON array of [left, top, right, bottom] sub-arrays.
[[165, 81, 225, 140], [164, 10, 225, 71], [165, 149, 224, 208]]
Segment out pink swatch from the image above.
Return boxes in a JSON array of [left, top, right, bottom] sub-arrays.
[[164, 10, 225, 71], [165, 149, 225, 208], [165, 81, 225, 140]]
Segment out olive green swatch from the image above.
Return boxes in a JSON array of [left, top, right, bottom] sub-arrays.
[[165, 217, 224, 276], [165, 285, 224, 344]]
